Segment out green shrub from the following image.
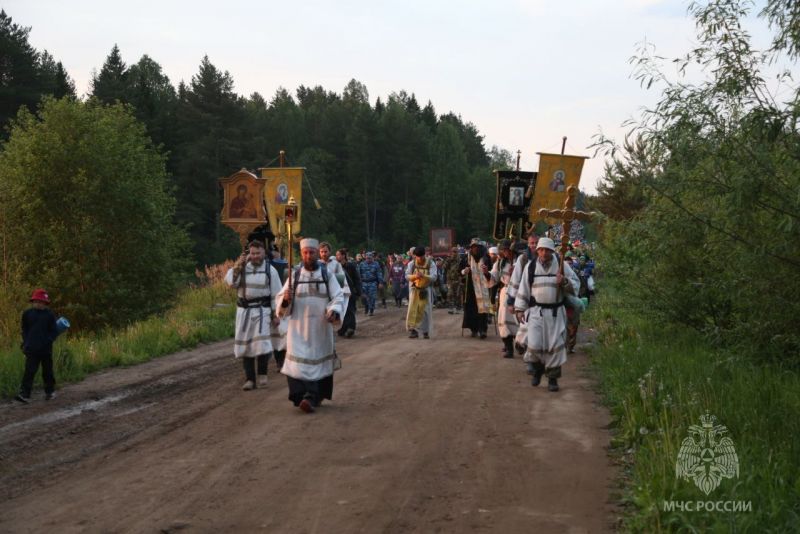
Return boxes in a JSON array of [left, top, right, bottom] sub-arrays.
[[587, 282, 800, 532]]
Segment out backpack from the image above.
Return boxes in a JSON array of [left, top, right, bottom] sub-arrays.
[[288, 263, 331, 315], [526, 260, 564, 317]]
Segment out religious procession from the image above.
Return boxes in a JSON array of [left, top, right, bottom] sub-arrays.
[[222, 147, 597, 412], [5, 4, 798, 531]]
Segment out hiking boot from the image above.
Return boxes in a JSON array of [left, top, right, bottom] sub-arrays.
[[548, 377, 560, 392], [502, 338, 514, 359], [15, 394, 30, 404], [369, 310, 374, 316], [408, 329, 419, 339], [299, 399, 315, 413], [242, 380, 255, 391], [45, 392, 56, 400], [423, 332, 430, 339], [345, 329, 355, 338], [479, 332, 487, 339], [257, 375, 269, 388], [531, 369, 544, 387]]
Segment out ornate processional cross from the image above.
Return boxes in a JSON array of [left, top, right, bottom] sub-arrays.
[[537, 185, 595, 273]]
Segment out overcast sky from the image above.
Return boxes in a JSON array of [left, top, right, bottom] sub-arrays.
[[5, 0, 784, 193]]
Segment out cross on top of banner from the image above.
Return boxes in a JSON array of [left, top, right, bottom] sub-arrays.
[[538, 185, 595, 262]]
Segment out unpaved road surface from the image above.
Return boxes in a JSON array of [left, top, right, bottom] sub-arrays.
[[0, 306, 615, 533]]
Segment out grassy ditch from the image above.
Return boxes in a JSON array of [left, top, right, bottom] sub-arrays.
[[0, 265, 235, 398], [585, 282, 800, 532]]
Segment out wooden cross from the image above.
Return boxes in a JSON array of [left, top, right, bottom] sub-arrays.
[[538, 185, 595, 273]]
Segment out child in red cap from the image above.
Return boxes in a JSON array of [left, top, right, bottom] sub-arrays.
[[15, 289, 58, 403]]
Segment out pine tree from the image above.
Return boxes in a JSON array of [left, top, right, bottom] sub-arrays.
[[172, 56, 246, 265], [91, 44, 127, 104], [0, 11, 42, 133]]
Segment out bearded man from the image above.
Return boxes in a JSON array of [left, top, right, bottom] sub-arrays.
[[225, 240, 283, 390], [276, 239, 344, 413]]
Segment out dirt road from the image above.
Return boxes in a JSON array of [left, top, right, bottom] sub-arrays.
[[0, 306, 615, 533]]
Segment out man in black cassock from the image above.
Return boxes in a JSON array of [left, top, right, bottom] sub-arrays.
[[460, 238, 493, 338]]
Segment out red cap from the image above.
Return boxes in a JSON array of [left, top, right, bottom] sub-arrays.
[[29, 289, 50, 304]]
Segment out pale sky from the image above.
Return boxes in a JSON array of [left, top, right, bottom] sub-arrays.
[[4, 0, 784, 193]]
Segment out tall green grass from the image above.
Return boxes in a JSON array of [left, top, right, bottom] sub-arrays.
[[586, 282, 800, 532], [0, 277, 235, 398]]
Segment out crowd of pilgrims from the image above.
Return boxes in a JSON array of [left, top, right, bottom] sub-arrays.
[[225, 234, 597, 413]]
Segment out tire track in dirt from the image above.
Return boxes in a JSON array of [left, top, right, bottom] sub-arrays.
[[0, 307, 615, 533]]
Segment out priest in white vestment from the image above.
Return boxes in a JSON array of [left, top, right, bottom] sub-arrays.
[[514, 237, 579, 392], [276, 238, 344, 413], [225, 240, 283, 391]]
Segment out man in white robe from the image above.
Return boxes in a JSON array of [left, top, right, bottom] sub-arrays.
[[225, 240, 283, 390], [514, 237, 580, 392], [276, 238, 344, 413], [506, 234, 538, 359], [405, 246, 436, 339], [488, 239, 519, 358]]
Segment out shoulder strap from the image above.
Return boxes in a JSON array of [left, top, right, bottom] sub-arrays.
[[293, 265, 331, 303], [527, 259, 535, 287], [321, 264, 331, 302]]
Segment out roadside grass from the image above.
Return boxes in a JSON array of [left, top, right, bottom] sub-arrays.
[[0, 269, 235, 398], [585, 282, 800, 532]]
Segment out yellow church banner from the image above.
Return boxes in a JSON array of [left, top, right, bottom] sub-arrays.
[[529, 152, 588, 222], [259, 167, 304, 234]]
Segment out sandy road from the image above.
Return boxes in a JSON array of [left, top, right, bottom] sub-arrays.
[[0, 306, 615, 533]]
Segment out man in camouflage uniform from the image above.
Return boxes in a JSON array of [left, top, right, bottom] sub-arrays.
[[443, 247, 464, 314], [358, 252, 384, 316]]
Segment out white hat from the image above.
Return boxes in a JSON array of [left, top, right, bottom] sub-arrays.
[[300, 238, 319, 250], [489, 247, 498, 255], [536, 237, 556, 251]]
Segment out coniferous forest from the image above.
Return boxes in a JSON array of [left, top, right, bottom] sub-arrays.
[[1, 11, 508, 268], [0, 9, 513, 329]]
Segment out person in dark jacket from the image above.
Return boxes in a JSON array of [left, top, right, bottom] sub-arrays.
[[337, 248, 362, 337], [16, 288, 58, 403]]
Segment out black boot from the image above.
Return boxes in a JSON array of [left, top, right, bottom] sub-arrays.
[[502, 337, 514, 358], [548, 377, 559, 392], [531, 362, 545, 386]]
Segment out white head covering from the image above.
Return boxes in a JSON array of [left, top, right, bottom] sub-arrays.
[[536, 237, 556, 251], [488, 246, 498, 255], [300, 238, 319, 250]]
